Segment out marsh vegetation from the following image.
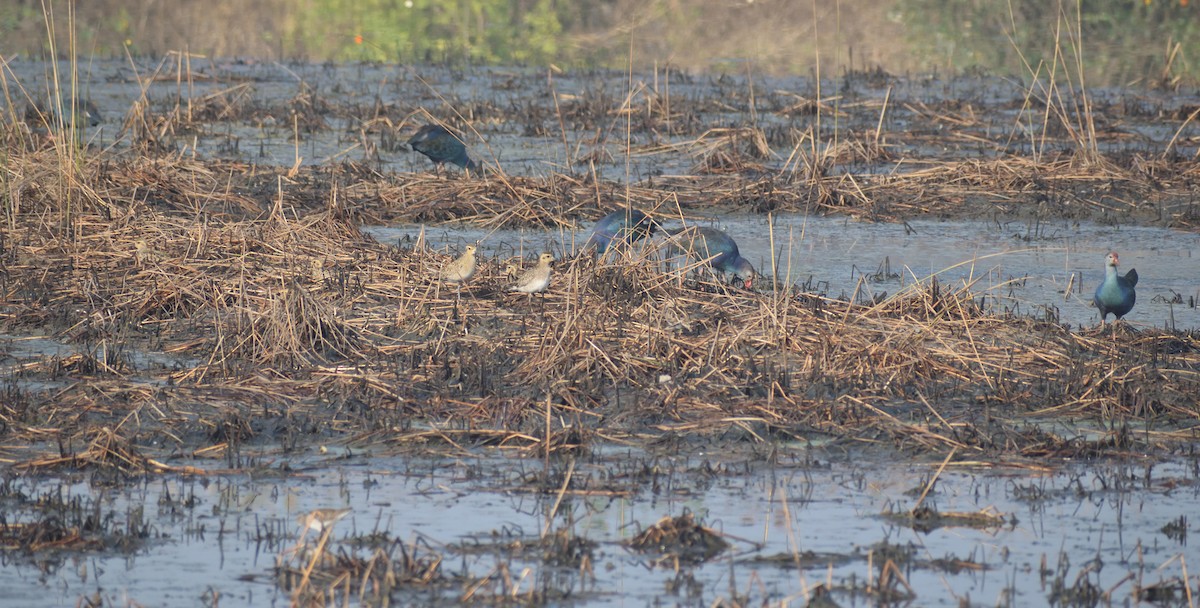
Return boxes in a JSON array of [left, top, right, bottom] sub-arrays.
[[1, 2, 1199, 603]]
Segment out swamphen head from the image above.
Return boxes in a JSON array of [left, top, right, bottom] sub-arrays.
[[664, 226, 757, 289]]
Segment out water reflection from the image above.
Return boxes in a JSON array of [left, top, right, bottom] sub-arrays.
[[1, 449, 1195, 606]]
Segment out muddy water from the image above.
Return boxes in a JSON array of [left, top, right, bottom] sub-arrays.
[[365, 214, 1200, 330], [1, 450, 1196, 606]]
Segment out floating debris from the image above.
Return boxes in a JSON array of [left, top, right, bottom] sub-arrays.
[[627, 512, 730, 565]]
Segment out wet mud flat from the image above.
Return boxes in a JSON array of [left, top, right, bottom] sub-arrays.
[[0, 59, 1199, 605]]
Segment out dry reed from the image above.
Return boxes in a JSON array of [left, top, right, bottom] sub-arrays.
[[2, 66, 1199, 470]]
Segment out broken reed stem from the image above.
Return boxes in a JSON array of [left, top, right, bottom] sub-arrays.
[[912, 448, 956, 513]]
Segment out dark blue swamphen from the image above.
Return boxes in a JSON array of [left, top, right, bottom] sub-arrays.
[[663, 226, 757, 289], [407, 124, 479, 172], [1094, 251, 1137, 324], [584, 208, 659, 256]]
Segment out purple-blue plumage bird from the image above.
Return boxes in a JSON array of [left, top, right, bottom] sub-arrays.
[[663, 226, 756, 289], [584, 208, 659, 255], [407, 124, 479, 172], [1094, 251, 1137, 323]]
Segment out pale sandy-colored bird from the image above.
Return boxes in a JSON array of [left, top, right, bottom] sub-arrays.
[[441, 244, 478, 286], [510, 253, 554, 294], [299, 507, 351, 535], [295, 507, 351, 547], [133, 239, 162, 265]]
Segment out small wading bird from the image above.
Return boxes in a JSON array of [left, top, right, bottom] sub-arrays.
[[26, 97, 101, 128], [510, 253, 554, 296], [24, 97, 101, 144], [440, 244, 478, 288], [295, 507, 351, 546], [1094, 251, 1137, 324], [583, 208, 659, 256], [407, 124, 479, 173], [663, 226, 756, 289]]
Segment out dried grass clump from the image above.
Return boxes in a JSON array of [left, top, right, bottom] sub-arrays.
[[4, 171, 1194, 461], [345, 172, 602, 229], [14, 427, 198, 475], [1, 84, 1199, 464], [0, 517, 105, 553], [1, 179, 1197, 461], [132, 82, 259, 133], [276, 537, 447, 607], [627, 512, 729, 565], [0, 147, 110, 217], [285, 83, 333, 132], [884, 503, 1009, 533], [238, 280, 364, 365], [102, 156, 264, 216], [686, 127, 772, 174]]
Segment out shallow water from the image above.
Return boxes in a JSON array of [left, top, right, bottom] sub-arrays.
[[364, 214, 1200, 330], [0, 333, 201, 383], [9, 60, 1200, 181], [2, 448, 1196, 606]]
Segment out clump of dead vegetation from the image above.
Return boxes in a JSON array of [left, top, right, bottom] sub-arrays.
[[277, 530, 449, 607], [627, 512, 730, 566], [0, 455, 160, 556], [3, 62, 1200, 470], [0, 146, 1198, 468], [274, 510, 601, 607]]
